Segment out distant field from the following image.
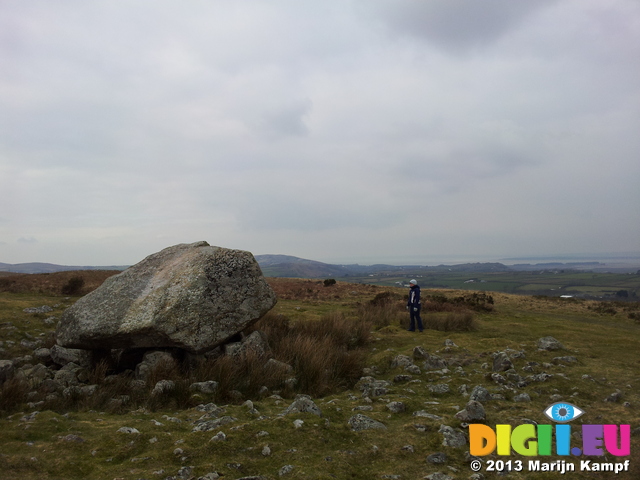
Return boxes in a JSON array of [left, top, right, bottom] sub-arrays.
[[337, 271, 640, 299]]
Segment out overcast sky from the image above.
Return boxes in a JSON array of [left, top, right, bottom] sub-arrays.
[[2, 0, 639, 266]]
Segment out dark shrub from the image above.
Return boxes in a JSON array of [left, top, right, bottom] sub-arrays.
[[61, 276, 85, 295]]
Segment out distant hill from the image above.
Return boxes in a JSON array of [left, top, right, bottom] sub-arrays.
[[254, 255, 352, 278], [0, 262, 128, 274], [1, 255, 632, 277], [254, 255, 512, 278]]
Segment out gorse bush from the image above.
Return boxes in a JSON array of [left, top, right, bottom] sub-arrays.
[[426, 292, 494, 312]]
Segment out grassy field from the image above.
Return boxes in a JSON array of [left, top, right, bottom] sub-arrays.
[[0, 275, 639, 479]]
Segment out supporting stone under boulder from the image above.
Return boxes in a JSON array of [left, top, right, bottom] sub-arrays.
[[56, 241, 276, 354]]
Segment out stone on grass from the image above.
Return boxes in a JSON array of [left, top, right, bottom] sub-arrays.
[[225, 330, 272, 358], [424, 472, 454, 480], [386, 401, 406, 413], [193, 416, 237, 432], [56, 241, 276, 354], [190, 380, 219, 394], [428, 384, 451, 394], [514, 393, 531, 402], [537, 336, 564, 351], [413, 411, 443, 421], [152, 379, 175, 396], [438, 425, 467, 448], [553, 356, 578, 365], [356, 376, 391, 398], [279, 465, 295, 476], [454, 400, 486, 422], [469, 385, 491, 402], [426, 452, 447, 464], [282, 394, 322, 417], [117, 427, 140, 434], [492, 351, 514, 372], [391, 355, 414, 368], [348, 414, 387, 431]]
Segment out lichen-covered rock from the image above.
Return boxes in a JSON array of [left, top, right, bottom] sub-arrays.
[[50, 344, 93, 368], [356, 376, 391, 398], [56, 242, 276, 354], [469, 385, 491, 402], [492, 351, 514, 372], [225, 330, 272, 358], [151, 379, 175, 396], [348, 414, 387, 431], [386, 401, 406, 413], [282, 394, 322, 417], [428, 384, 451, 394], [390, 355, 414, 369], [190, 380, 219, 394], [192, 416, 237, 432], [438, 425, 467, 447], [537, 336, 564, 351], [135, 351, 177, 381], [454, 400, 486, 422]]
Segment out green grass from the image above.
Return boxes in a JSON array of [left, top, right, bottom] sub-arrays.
[[0, 283, 639, 479]]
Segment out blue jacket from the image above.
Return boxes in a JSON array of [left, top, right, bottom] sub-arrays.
[[408, 284, 421, 308]]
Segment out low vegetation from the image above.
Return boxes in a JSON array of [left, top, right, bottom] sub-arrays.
[[0, 274, 638, 479]]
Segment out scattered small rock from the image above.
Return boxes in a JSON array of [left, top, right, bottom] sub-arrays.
[[117, 427, 140, 434], [428, 384, 451, 394], [278, 465, 295, 476], [514, 393, 531, 403], [454, 400, 485, 422], [386, 401, 406, 413], [537, 336, 564, 351], [24, 306, 53, 314], [348, 414, 387, 431], [438, 425, 467, 448], [427, 452, 447, 464], [282, 394, 322, 417]]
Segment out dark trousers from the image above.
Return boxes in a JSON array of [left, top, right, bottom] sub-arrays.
[[409, 306, 423, 331]]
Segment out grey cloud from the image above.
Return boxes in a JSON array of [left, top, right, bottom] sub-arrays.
[[0, 1, 638, 265], [17, 237, 38, 244], [361, 0, 557, 53], [250, 99, 313, 138]]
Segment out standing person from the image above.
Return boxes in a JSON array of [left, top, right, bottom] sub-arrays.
[[407, 279, 423, 332]]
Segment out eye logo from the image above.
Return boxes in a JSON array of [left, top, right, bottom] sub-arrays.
[[544, 402, 584, 423]]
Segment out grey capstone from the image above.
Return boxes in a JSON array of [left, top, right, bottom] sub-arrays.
[[56, 242, 276, 354]]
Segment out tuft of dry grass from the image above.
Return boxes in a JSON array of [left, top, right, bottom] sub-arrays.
[[424, 310, 478, 332], [0, 377, 30, 412], [356, 292, 406, 330]]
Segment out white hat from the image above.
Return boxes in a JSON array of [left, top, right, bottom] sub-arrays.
[[409, 279, 417, 285]]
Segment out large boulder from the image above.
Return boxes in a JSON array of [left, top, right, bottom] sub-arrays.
[[56, 242, 276, 354]]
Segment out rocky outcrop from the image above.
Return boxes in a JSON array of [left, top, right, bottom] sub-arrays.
[[56, 242, 276, 354]]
